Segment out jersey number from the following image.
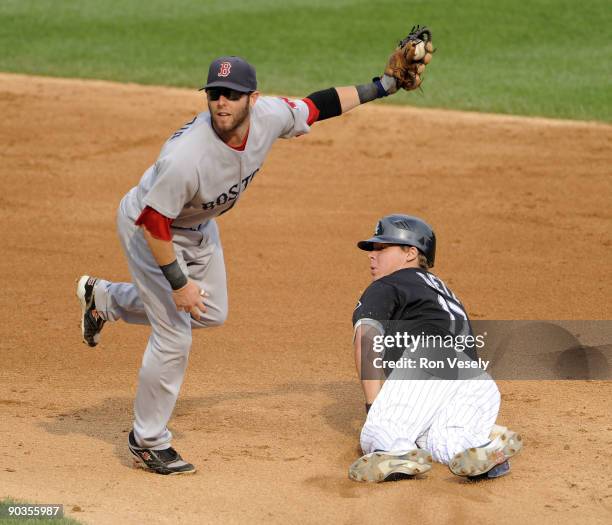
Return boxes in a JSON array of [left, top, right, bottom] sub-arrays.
[[416, 272, 468, 321]]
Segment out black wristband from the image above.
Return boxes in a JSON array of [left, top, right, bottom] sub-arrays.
[[305, 88, 342, 121], [160, 260, 188, 291]]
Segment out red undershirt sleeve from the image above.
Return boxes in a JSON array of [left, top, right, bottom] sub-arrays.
[[302, 97, 321, 125], [135, 206, 174, 241]]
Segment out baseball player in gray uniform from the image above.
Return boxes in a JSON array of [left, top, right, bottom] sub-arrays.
[[75, 48, 434, 475]]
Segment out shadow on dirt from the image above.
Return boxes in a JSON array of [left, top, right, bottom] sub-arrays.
[[38, 380, 364, 464]]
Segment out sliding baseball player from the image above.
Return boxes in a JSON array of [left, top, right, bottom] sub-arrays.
[[349, 214, 523, 482]]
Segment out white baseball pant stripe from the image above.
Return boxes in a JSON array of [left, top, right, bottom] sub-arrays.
[[93, 205, 228, 449], [361, 377, 500, 464]]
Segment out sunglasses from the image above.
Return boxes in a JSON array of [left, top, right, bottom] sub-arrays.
[[206, 87, 250, 101]]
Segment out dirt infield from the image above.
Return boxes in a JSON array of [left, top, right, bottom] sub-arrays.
[[1, 73, 611, 524]]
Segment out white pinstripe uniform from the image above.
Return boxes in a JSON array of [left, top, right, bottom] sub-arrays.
[[361, 377, 500, 464], [353, 268, 500, 464]]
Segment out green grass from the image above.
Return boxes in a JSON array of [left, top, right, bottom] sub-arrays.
[[0, 499, 82, 524], [0, 0, 610, 121]]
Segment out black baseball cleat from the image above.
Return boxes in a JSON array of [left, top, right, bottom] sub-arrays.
[[128, 431, 196, 475], [75, 275, 105, 347]]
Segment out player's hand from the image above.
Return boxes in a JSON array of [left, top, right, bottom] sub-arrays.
[[172, 280, 207, 320], [385, 25, 433, 92]]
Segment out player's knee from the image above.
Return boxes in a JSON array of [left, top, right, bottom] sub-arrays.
[[199, 300, 228, 328], [210, 305, 228, 326]]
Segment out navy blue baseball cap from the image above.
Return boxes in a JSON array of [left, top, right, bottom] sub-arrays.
[[201, 56, 257, 93]]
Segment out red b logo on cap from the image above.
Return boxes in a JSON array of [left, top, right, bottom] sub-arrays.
[[218, 62, 231, 77]]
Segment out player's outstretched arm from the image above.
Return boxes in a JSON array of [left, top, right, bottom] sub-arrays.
[[306, 25, 433, 118]]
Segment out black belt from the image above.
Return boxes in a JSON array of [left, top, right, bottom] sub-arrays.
[[171, 225, 200, 231]]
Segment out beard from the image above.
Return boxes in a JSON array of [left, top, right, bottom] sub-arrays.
[[208, 97, 251, 135]]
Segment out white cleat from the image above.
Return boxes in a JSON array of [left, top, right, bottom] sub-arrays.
[[348, 449, 433, 482], [449, 429, 523, 478]]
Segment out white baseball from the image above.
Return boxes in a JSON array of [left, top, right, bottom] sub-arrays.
[[413, 41, 426, 61]]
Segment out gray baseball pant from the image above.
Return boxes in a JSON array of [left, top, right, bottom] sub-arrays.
[[94, 205, 228, 449]]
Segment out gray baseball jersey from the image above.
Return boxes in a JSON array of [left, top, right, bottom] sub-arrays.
[[94, 95, 315, 449], [122, 96, 313, 226]]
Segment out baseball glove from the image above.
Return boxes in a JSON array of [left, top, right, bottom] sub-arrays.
[[385, 25, 433, 91]]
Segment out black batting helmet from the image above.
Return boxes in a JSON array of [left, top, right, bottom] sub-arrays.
[[357, 214, 436, 267]]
